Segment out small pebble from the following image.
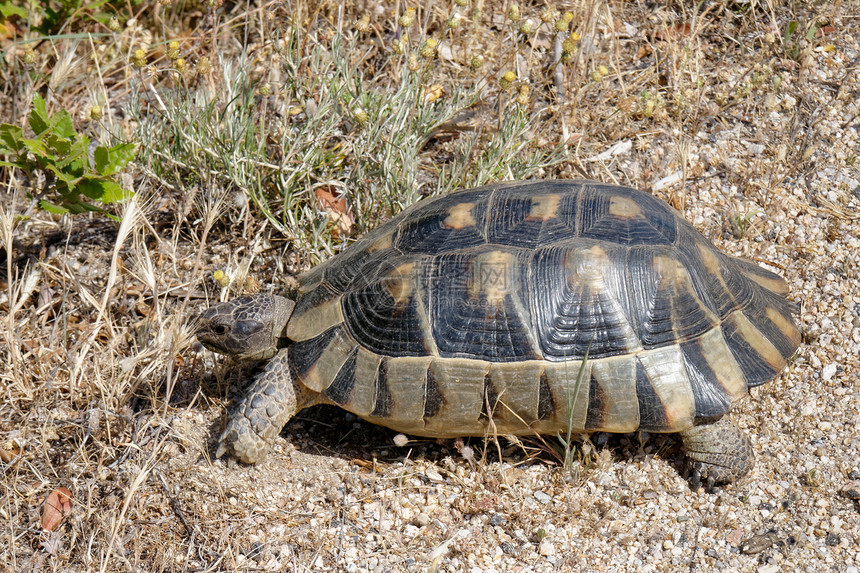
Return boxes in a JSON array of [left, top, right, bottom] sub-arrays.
[[534, 491, 551, 504], [825, 533, 840, 546]]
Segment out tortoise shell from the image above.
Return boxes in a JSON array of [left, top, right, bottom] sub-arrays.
[[282, 180, 800, 438]]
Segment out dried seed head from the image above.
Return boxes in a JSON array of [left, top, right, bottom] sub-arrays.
[[108, 16, 121, 32], [399, 8, 416, 28], [257, 83, 272, 96], [541, 7, 559, 24], [519, 18, 535, 35], [175, 58, 187, 73], [392, 35, 408, 54], [447, 12, 462, 28], [195, 56, 211, 75], [355, 14, 371, 33], [591, 64, 609, 81], [469, 55, 484, 70], [455, 0, 468, 6], [22, 47, 36, 65], [407, 53, 420, 71], [89, 105, 103, 121], [516, 85, 530, 106], [507, 4, 520, 22]]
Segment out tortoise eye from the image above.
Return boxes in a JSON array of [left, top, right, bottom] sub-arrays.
[[211, 324, 229, 336]]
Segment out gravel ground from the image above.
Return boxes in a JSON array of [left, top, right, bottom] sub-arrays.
[[2, 2, 859, 572]]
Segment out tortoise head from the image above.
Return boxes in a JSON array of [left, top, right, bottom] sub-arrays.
[[195, 294, 295, 360]]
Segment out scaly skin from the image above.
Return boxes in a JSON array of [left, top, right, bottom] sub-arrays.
[[197, 294, 302, 463], [680, 416, 755, 490], [215, 348, 318, 463]]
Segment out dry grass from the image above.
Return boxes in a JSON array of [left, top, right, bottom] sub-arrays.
[[2, 0, 859, 570]]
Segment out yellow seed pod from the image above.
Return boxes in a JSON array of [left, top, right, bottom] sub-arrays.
[[507, 4, 520, 22], [22, 47, 37, 65], [399, 8, 416, 28], [213, 270, 230, 287], [167, 40, 180, 60], [448, 12, 462, 28], [131, 49, 147, 68], [108, 16, 121, 32], [175, 58, 187, 73], [420, 38, 437, 58], [257, 83, 272, 96], [455, 0, 467, 6], [470, 55, 484, 70], [89, 105, 104, 121], [499, 70, 516, 91]]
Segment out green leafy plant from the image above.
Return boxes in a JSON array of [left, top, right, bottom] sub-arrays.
[[0, 94, 135, 217]]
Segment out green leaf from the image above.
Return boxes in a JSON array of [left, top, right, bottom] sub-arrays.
[[38, 200, 70, 215], [45, 132, 72, 156], [29, 94, 50, 135], [22, 138, 48, 156], [0, 3, 29, 18], [102, 142, 136, 175], [51, 110, 75, 139], [46, 164, 78, 193], [94, 146, 109, 173], [98, 180, 130, 203], [78, 178, 108, 200], [0, 124, 25, 153]]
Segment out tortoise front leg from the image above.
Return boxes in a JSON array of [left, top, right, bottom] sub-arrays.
[[216, 348, 311, 464], [680, 416, 755, 490]]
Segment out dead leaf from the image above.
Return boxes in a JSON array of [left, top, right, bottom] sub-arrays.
[[314, 187, 354, 236], [0, 440, 22, 463], [635, 44, 651, 60], [425, 83, 445, 105], [655, 22, 691, 42], [41, 487, 73, 532]]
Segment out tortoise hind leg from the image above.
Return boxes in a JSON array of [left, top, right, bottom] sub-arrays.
[[216, 348, 313, 464], [680, 416, 755, 490]]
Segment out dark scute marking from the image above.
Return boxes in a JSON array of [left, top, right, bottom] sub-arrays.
[[423, 366, 445, 420], [721, 318, 779, 387], [486, 188, 578, 248], [371, 359, 393, 417], [531, 246, 636, 360], [289, 325, 341, 380], [680, 340, 732, 423], [634, 360, 671, 431], [342, 262, 430, 357], [480, 371, 499, 420], [584, 373, 607, 430], [636, 251, 719, 348], [393, 191, 491, 254], [322, 347, 358, 405], [430, 252, 540, 362], [578, 185, 677, 245], [537, 371, 556, 420]]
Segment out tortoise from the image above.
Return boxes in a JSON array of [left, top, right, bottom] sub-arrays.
[[196, 179, 800, 487]]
